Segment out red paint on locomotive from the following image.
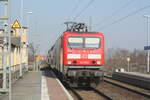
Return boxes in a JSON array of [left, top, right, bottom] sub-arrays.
[[63, 32, 105, 66], [47, 25, 105, 87]]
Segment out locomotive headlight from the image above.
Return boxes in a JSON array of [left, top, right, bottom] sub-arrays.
[[88, 54, 101, 59], [68, 61, 72, 64], [67, 54, 81, 59], [97, 61, 101, 64]]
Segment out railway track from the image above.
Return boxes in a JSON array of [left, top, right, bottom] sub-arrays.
[[51, 68, 150, 100], [65, 78, 150, 100], [97, 81, 149, 100], [67, 86, 113, 100], [104, 76, 150, 98]]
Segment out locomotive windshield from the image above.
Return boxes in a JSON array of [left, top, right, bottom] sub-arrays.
[[85, 37, 100, 48], [68, 37, 83, 48], [68, 37, 100, 48]]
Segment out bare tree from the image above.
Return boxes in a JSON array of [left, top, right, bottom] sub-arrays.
[[105, 48, 147, 73], [28, 43, 39, 70]]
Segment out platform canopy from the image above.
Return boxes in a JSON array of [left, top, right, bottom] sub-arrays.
[[0, 0, 8, 1]]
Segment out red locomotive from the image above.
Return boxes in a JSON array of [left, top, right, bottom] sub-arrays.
[[47, 22, 105, 87]]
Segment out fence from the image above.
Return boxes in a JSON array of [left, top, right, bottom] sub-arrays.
[[0, 63, 28, 92]]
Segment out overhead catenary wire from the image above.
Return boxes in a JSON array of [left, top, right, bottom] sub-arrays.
[[95, 0, 135, 26], [96, 4, 150, 31], [68, 0, 83, 20], [73, 0, 95, 20], [71, 0, 82, 13]]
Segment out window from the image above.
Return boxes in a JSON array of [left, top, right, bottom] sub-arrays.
[[68, 36, 100, 49], [68, 37, 83, 48], [85, 37, 100, 48]]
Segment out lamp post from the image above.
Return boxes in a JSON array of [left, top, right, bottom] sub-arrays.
[[21, 0, 23, 25], [26, 12, 32, 71], [19, 0, 24, 78], [143, 15, 150, 73], [27, 12, 32, 42], [8, 0, 11, 100], [35, 44, 40, 71], [127, 57, 130, 72], [0, 1, 11, 99]]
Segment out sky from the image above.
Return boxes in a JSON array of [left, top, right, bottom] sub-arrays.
[[1, 0, 150, 55]]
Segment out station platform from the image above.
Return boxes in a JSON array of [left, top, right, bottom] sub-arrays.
[[0, 69, 73, 100], [121, 72, 150, 78], [0, 71, 41, 100], [112, 72, 150, 90]]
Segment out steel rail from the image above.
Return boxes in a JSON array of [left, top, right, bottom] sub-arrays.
[[104, 77, 150, 98]]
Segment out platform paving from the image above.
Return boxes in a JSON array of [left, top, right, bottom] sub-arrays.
[[43, 69, 73, 100], [0, 68, 73, 100], [45, 71, 67, 100], [0, 71, 41, 100]]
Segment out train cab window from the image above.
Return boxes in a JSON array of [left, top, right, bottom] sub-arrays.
[[68, 37, 83, 48], [85, 37, 100, 48]]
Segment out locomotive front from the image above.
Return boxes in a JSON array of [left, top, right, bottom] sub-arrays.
[[63, 31, 105, 86]]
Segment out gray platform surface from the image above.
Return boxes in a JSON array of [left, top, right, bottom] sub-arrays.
[[121, 72, 150, 79], [0, 71, 41, 100]]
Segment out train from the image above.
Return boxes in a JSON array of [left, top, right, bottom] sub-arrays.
[[47, 22, 105, 87]]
